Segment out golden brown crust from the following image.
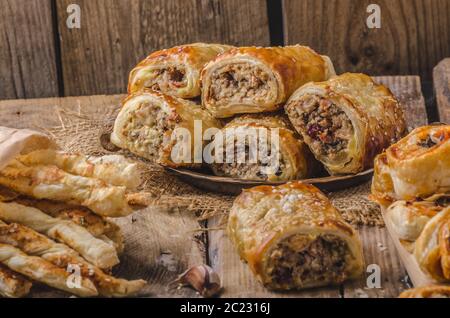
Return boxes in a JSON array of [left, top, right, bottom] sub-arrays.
[[285, 73, 406, 175], [399, 285, 450, 298], [227, 181, 363, 290], [112, 89, 222, 168], [414, 207, 450, 282], [0, 222, 145, 297], [129, 43, 232, 98], [371, 125, 450, 203], [201, 45, 334, 118], [0, 264, 31, 298]]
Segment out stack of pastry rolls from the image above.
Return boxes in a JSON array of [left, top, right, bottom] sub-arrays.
[[0, 127, 147, 297], [115, 42, 406, 182], [371, 125, 450, 283]]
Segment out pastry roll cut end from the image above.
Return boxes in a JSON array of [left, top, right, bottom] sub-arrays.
[[128, 43, 232, 98], [228, 181, 364, 290], [211, 114, 317, 181], [201, 45, 335, 118], [285, 73, 406, 175], [111, 89, 221, 168]]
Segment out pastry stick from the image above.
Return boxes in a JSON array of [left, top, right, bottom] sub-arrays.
[[0, 201, 119, 269], [17, 150, 141, 190], [0, 243, 98, 297], [0, 264, 32, 298], [0, 160, 133, 217], [13, 198, 124, 254], [0, 221, 146, 297]]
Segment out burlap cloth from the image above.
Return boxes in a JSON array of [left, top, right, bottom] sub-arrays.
[[45, 108, 383, 227]]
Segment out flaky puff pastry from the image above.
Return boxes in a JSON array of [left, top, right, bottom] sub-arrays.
[[285, 73, 406, 175], [385, 195, 448, 242], [111, 89, 222, 168], [201, 45, 335, 118], [399, 285, 450, 298], [210, 114, 317, 181], [17, 150, 141, 190], [414, 207, 450, 282], [0, 221, 146, 297], [0, 160, 134, 218], [227, 182, 363, 290], [129, 43, 232, 98], [372, 125, 450, 204], [0, 264, 31, 298]]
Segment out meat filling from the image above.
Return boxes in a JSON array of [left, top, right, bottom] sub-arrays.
[[208, 64, 272, 104], [266, 234, 350, 289], [146, 67, 186, 92], [212, 131, 285, 180], [122, 102, 173, 161], [287, 96, 353, 160]]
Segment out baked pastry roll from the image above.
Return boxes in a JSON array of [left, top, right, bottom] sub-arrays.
[[128, 43, 232, 98], [0, 264, 31, 298], [14, 198, 124, 254], [210, 114, 316, 181], [201, 45, 335, 118], [385, 195, 448, 241], [285, 73, 406, 175], [0, 201, 119, 269], [414, 207, 450, 282], [372, 125, 450, 203], [399, 285, 450, 298], [0, 243, 98, 297], [111, 89, 221, 168], [0, 159, 135, 217], [227, 181, 364, 290], [17, 150, 141, 190], [0, 221, 146, 297]]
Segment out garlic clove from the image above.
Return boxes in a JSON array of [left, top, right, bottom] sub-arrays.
[[173, 264, 222, 298]]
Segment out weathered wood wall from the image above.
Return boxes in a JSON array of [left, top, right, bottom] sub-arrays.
[[282, 0, 450, 80], [0, 0, 449, 100]]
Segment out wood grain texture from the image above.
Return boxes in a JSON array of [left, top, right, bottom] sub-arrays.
[[0, 95, 206, 297], [208, 76, 427, 298], [56, 0, 270, 96], [0, 0, 59, 99], [282, 0, 450, 80], [433, 58, 450, 124], [0, 76, 428, 298]]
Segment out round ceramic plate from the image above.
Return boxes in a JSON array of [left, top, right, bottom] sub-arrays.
[[165, 167, 374, 195]]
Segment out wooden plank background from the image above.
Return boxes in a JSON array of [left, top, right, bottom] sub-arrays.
[[433, 58, 450, 124], [0, 0, 59, 99], [0, 0, 449, 100], [282, 0, 450, 81]]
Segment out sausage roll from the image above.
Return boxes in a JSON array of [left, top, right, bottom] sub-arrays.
[[17, 150, 141, 190], [0, 201, 119, 269], [227, 181, 364, 290], [0, 221, 146, 297], [399, 285, 450, 298], [372, 125, 450, 204], [0, 159, 136, 218], [0, 243, 98, 297], [414, 207, 450, 282], [385, 195, 448, 242], [201, 45, 335, 118], [128, 43, 232, 98], [285, 73, 406, 175], [210, 114, 316, 181], [111, 89, 221, 168], [0, 264, 31, 298]]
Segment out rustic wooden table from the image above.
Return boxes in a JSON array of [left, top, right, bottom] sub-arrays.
[[0, 74, 447, 298]]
